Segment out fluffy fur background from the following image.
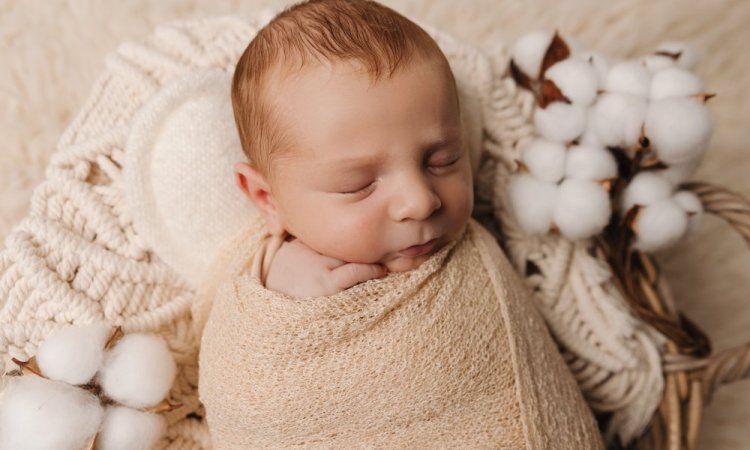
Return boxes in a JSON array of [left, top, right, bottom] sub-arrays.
[[1, 0, 748, 448]]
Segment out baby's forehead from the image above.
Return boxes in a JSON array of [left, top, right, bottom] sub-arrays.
[[267, 53, 455, 94]]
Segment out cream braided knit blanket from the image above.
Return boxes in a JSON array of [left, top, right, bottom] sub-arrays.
[[199, 217, 603, 449], [0, 11, 666, 449]]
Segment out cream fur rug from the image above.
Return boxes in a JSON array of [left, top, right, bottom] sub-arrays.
[[1, 1, 748, 448]]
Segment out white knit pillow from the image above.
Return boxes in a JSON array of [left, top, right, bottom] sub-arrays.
[[122, 31, 487, 287], [123, 69, 257, 285]]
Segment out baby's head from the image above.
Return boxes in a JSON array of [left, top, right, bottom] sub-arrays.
[[232, 0, 473, 273]]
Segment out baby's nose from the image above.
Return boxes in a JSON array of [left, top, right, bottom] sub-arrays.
[[390, 173, 442, 222]]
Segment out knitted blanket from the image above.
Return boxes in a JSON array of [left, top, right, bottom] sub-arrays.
[[198, 217, 604, 449]]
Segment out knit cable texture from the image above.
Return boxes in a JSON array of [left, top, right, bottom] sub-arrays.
[[0, 12, 665, 448]]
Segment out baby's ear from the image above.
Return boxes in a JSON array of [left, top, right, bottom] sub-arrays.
[[234, 162, 286, 236]]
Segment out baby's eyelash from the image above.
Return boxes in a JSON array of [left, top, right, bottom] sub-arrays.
[[429, 157, 460, 172], [341, 181, 375, 195]]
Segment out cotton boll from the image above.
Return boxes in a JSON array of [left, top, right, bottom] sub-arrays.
[[534, 102, 587, 143], [659, 157, 702, 184], [545, 59, 599, 106], [642, 54, 677, 73], [508, 173, 559, 234], [36, 323, 111, 385], [579, 106, 604, 148], [96, 406, 166, 450], [622, 172, 674, 213], [655, 41, 700, 69], [593, 93, 648, 149], [577, 51, 613, 86], [553, 179, 612, 239], [99, 333, 177, 409], [633, 198, 689, 252], [511, 30, 553, 78], [0, 375, 103, 450], [645, 97, 713, 164], [673, 190, 704, 235], [605, 61, 651, 98], [673, 190, 703, 215], [565, 145, 618, 181], [650, 67, 703, 100], [520, 139, 567, 183]]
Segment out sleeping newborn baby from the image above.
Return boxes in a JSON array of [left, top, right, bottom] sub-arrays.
[[198, 0, 604, 448]]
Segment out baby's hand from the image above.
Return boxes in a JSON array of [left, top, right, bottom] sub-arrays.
[[265, 237, 388, 298]]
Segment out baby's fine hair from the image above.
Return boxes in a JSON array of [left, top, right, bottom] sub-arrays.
[[231, 0, 452, 178]]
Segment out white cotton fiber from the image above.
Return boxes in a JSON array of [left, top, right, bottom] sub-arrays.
[[641, 54, 677, 73], [622, 172, 674, 213], [511, 30, 553, 78], [655, 41, 700, 69], [593, 92, 648, 149], [578, 106, 604, 148], [605, 60, 651, 98], [553, 179, 612, 239], [659, 157, 702, 184], [576, 51, 612, 87], [534, 102, 587, 143], [565, 145, 618, 181], [0, 375, 103, 450], [37, 323, 111, 385], [96, 406, 166, 450], [545, 58, 599, 106], [649, 67, 703, 100], [673, 190, 704, 235], [99, 333, 177, 409], [508, 173, 559, 235], [633, 199, 689, 252], [673, 190, 703, 215], [645, 97, 713, 164], [520, 138, 567, 183]]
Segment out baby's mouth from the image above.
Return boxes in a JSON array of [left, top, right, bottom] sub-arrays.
[[398, 238, 438, 257]]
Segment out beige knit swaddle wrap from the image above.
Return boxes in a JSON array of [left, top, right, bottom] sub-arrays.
[[198, 218, 604, 449]]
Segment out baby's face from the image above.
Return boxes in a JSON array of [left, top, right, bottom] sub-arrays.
[[265, 58, 473, 272]]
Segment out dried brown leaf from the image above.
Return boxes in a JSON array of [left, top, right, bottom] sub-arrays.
[[625, 205, 643, 232], [654, 50, 682, 60], [539, 31, 571, 78], [692, 92, 716, 103], [600, 178, 617, 192], [514, 159, 529, 174], [11, 356, 43, 377], [509, 59, 535, 91], [144, 399, 183, 414], [538, 79, 571, 108], [87, 434, 97, 450], [106, 326, 124, 350]]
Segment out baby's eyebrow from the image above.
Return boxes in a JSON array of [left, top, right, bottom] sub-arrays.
[[330, 154, 381, 171], [419, 134, 462, 156], [329, 134, 461, 170]]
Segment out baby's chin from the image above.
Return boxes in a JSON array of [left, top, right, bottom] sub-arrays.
[[382, 253, 432, 273]]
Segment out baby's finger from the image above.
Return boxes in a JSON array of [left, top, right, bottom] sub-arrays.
[[285, 239, 345, 268], [329, 263, 388, 290]]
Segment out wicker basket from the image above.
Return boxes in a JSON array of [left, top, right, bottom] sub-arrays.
[[597, 181, 750, 450], [503, 33, 750, 449]]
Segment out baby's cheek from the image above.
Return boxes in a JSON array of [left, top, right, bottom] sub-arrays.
[[322, 214, 383, 262]]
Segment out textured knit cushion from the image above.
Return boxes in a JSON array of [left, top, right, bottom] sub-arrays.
[[123, 69, 255, 284]]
